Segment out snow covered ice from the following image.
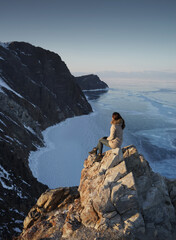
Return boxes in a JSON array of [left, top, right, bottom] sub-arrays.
[[29, 79, 176, 188], [29, 111, 108, 188]]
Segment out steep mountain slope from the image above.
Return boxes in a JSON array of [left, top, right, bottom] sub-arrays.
[[0, 41, 92, 239]]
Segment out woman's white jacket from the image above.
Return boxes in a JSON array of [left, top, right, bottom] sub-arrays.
[[107, 119, 123, 149]]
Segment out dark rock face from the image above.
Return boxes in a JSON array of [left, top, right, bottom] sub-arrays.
[[74, 74, 108, 90], [0, 41, 92, 239]]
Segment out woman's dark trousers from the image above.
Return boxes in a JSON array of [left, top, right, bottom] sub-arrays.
[[96, 137, 110, 154]]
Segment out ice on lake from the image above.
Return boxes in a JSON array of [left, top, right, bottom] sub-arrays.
[[29, 79, 176, 188]]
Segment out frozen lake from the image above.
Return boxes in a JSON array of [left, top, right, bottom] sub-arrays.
[[29, 79, 176, 188]]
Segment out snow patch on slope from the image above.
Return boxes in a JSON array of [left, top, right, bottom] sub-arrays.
[[24, 125, 36, 135], [0, 42, 11, 49], [0, 165, 13, 190], [0, 165, 29, 199], [0, 77, 24, 99]]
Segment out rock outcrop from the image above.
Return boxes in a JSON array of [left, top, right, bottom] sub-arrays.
[[0, 41, 92, 238], [17, 146, 176, 240], [74, 74, 108, 90]]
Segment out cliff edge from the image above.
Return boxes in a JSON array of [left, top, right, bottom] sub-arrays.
[[74, 74, 108, 90], [0, 41, 92, 238], [17, 146, 176, 240]]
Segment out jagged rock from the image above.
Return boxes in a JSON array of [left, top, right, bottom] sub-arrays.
[[167, 179, 176, 208], [17, 145, 176, 240], [74, 74, 108, 90], [19, 187, 78, 239], [78, 148, 142, 237]]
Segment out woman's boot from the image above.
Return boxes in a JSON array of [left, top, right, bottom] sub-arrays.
[[95, 153, 104, 162], [89, 147, 97, 155]]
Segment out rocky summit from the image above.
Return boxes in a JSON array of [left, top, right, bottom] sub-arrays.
[[0, 41, 92, 239], [17, 146, 176, 240]]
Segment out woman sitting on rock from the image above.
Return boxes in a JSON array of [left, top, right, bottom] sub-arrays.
[[89, 112, 125, 161]]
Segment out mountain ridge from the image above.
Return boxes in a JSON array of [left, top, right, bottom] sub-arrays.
[[0, 41, 93, 239]]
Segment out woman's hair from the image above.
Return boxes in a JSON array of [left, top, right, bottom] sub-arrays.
[[112, 112, 126, 129]]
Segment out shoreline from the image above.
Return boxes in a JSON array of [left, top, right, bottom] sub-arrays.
[[83, 87, 109, 92]]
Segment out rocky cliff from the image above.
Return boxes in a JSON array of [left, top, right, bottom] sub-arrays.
[[17, 146, 176, 240], [0, 41, 92, 239], [74, 74, 108, 90]]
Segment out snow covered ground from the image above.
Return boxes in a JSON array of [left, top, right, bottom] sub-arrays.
[[29, 79, 176, 188]]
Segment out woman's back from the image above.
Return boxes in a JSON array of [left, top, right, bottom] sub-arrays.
[[107, 119, 123, 149]]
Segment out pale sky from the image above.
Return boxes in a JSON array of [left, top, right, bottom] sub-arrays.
[[0, 0, 176, 79]]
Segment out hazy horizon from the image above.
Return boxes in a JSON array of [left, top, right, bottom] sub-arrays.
[[0, 0, 175, 79]]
